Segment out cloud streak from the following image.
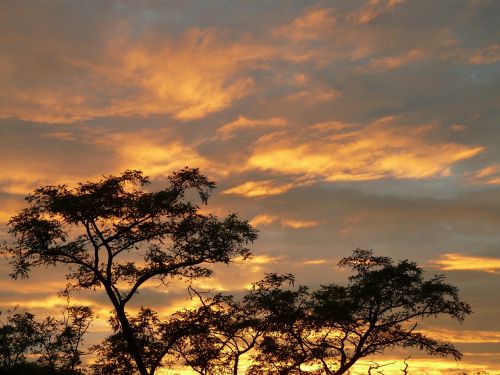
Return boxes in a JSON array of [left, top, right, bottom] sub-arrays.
[[431, 253, 500, 273], [247, 117, 483, 185]]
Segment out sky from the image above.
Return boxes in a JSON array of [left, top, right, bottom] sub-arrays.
[[1, 0, 500, 373]]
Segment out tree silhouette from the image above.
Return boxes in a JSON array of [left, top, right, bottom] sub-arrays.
[[91, 307, 185, 375], [5, 169, 257, 375], [0, 309, 38, 371], [38, 305, 94, 373], [0, 305, 93, 375], [173, 250, 471, 375], [170, 287, 269, 375], [249, 250, 471, 374]]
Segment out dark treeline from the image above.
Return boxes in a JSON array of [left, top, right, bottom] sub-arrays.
[[0, 304, 92, 374], [2, 169, 472, 374]]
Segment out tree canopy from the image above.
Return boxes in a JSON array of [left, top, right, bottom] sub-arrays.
[[6, 169, 257, 375], [0, 305, 93, 375], [4, 169, 472, 374], [168, 250, 472, 374]]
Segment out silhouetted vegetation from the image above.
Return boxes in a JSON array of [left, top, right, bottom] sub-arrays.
[[0, 305, 93, 374], [4, 169, 472, 374], [5, 169, 257, 375]]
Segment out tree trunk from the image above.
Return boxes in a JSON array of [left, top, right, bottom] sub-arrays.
[[103, 283, 149, 375], [115, 307, 150, 375], [233, 355, 239, 375]]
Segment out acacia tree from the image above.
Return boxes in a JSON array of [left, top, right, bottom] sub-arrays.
[[0, 310, 39, 371], [5, 169, 257, 375], [247, 249, 472, 374], [170, 288, 268, 375], [90, 307, 181, 375], [172, 250, 471, 375], [38, 305, 94, 373], [0, 305, 93, 374]]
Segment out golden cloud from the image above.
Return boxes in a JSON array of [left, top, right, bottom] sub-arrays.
[[216, 116, 287, 140], [468, 43, 500, 65], [1, 28, 268, 124], [419, 327, 500, 344], [467, 164, 500, 185], [273, 8, 337, 42], [100, 135, 212, 179], [250, 214, 322, 229], [431, 253, 500, 273], [247, 117, 483, 183], [223, 180, 296, 198], [302, 259, 327, 265], [350, 0, 407, 25]]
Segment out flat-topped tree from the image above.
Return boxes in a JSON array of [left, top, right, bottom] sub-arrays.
[[246, 250, 472, 375], [6, 168, 258, 375]]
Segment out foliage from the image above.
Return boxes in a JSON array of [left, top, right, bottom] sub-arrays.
[[170, 287, 267, 375], [250, 249, 471, 374], [0, 309, 38, 370], [38, 305, 94, 373], [91, 307, 182, 375], [174, 250, 471, 375], [6, 169, 257, 375], [0, 305, 93, 374]]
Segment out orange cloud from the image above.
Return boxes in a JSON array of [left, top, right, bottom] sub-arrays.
[[216, 116, 287, 140], [467, 164, 500, 185], [247, 117, 483, 183], [273, 8, 337, 42], [468, 43, 500, 65], [281, 219, 322, 229], [250, 214, 322, 229], [431, 253, 500, 273], [223, 180, 296, 198], [250, 214, 277, 227], [365, 49, 425, 71], [302, 259, 327, 265], [419, 328, 500, 344], [1, 28, 268, 124], [98, 134, 212, 179], [350, 0, 407, 25]]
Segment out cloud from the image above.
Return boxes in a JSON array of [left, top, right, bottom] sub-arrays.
[[0, 27, 265, 123], [272, 8, 337, 42], [250, 214, 322, 229], [468, 43, 500, 65], [223, 180, 297, 198], [431, 253, 500, 273], [216, 116, 287, 140], [419, 328, 500, 344], [247, 117, 483, 184], [467, 164, 500, 185], [94, 131, 213, 179], [364, 48, 425, 71], [350, 0, 407, 24], [301, 259, 327, 265]]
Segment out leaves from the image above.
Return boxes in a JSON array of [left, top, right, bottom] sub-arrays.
[[6, 168, 257, 375], [172, 250, 471, 375]]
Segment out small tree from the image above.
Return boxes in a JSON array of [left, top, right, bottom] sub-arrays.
[[173, 250, 471, 375], [248, 250, 472, 374], [0, 309, 39, 371], [5, 169, 257, 375], [91, 307, 184, 375], [171, 288, 268, 375], [38, 305, 94, 373], [0, 306, 92, 375]]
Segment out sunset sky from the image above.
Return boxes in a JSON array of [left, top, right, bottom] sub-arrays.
[[1, 0, 500, 373]]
